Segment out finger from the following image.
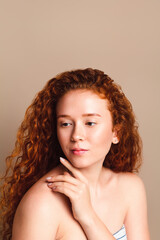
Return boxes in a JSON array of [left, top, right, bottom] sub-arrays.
[[64, 170, 74, 178], [47, 174, 80, 186], [51, 183, 78, 200], [64, 171, 71, 176], [60, 157, 87, 183], [46, 176, 54, 182], [50, 181, 78, 192], [45, 172, 71, 182]]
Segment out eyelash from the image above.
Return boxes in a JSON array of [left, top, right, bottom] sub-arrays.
[[60, 122, 71, 127], [86, 122, 96, 126], [59, 122, 96, 127]]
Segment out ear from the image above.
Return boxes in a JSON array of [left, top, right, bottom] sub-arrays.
[[112, 125, 120, 144]]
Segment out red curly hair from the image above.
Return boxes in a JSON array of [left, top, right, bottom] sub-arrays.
[[0, 68, 142, 239]]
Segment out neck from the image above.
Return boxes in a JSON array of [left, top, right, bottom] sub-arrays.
[[78, 161, 105, 195]]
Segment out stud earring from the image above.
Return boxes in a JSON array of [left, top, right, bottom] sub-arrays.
[[113, 138, 119, 144]]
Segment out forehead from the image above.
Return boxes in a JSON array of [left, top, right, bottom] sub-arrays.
[[56, 89, 110, 115]]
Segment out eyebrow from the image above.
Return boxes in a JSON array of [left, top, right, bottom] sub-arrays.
[[57, 113, 102, 119]]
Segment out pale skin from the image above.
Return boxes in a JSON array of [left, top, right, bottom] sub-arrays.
[[12, 90, 150, 240]]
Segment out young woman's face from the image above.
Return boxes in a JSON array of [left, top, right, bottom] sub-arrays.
[[56, 89, 117, 169]]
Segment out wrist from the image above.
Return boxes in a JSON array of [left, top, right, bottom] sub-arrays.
[[78, 208, 96, 228], [77, 210, 115, 240]]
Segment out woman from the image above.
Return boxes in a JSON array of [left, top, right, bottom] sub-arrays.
[[0, 68, 150, 240]]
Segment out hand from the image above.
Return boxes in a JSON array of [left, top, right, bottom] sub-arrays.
[[46, 157, 94, 223]]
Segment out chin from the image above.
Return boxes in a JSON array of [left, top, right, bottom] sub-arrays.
[[69, 161, 89, 169], [70, 158, 99, 170], [66, 156, 88, 168]]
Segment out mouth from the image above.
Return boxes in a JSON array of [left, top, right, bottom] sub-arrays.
[[71, 148, 88, 156]]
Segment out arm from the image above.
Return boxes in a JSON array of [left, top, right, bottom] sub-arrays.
[[124, 174, 150, 240], [77, 210, 115, 240], [12, 186, 60, 240]]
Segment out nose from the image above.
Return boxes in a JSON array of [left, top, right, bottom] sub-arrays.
[[70, 123, 85, 142]]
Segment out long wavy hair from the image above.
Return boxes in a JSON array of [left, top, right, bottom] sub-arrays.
[[0, 68, 142, 239]]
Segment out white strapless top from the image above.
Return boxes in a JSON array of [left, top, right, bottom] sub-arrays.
[[113, 225, 127, 239]]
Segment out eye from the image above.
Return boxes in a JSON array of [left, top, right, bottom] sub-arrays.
[[86, 122, 96, 126], [60, 122, 72, 127]]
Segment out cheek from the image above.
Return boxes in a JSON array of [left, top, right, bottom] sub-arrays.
[[99, 135, 113, 150], [91, 125, 113, 142], [57, 129, 69, 148], [91, 127, 113, 154]]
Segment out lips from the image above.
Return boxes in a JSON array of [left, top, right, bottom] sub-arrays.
[[71, 148, 88, 156]]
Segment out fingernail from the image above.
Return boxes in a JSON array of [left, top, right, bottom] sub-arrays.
[[47, 183, 52, 186], [46, 177, 52, 180], [60, 157, 65, 162]]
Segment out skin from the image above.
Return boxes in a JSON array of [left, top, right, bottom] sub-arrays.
[[12, 90, 150, 240]]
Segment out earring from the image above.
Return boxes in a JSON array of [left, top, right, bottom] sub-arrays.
[[113, 138, 119, 144]]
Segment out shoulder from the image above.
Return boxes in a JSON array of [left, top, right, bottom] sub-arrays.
[[16, 165, 65, 216], [118, 172, 145, 186], [116, 172, 147, 206], [16, 178, 60, 217], [12, 166, 67, 240], [105, 169, 146, 195], [118, 172, 146, 198]]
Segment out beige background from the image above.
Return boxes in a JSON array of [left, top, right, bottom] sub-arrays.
[[0, 1, 160, 239]]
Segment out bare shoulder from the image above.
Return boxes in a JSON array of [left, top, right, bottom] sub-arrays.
[[12, 165, 67, 240], [104, 168, 146, 196], [117, 172, 147, 200], [118, 171, 145, 186], [15, 165, 65, 215]]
